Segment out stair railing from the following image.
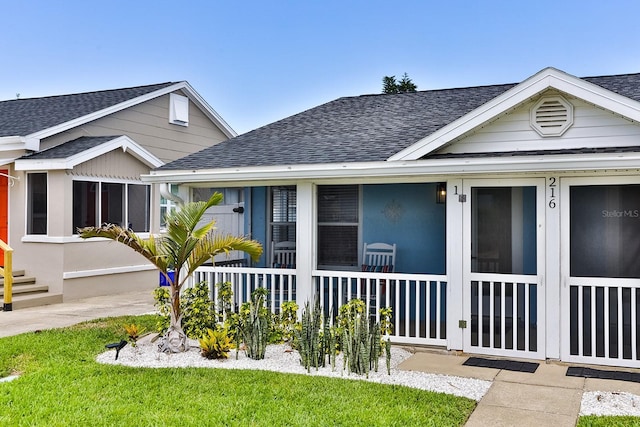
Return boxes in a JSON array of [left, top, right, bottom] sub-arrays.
[[0, 240, 13, 311]]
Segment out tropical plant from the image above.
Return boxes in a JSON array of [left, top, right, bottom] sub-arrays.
[[216, 281, 234, 322], [79, 192, 263, 353], [239, 288, 270, 360], [123, 323, 145, 347], [180, 282, 217, 339], [296, 300, 323, 372], [199, 327, 234, 359]]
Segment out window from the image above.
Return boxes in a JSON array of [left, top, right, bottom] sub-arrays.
[[160, 184, 179, 229], [192, 187, 242, 204], [270, 186, 296, 245], [72, 180, 150, 233], [27, 173, 47, 235], [317, 185, 359, 268], [570, 184, 640, 278]]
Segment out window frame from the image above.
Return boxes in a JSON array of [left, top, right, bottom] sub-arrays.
[[26, 172, 48, 235], [71, 177, 151, 234]]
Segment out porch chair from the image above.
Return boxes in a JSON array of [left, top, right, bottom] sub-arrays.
[[271, 241, 296, 268], [361, 242, 396, 317]]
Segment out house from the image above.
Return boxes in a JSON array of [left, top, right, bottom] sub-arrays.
[[146, 67, 640, 369], [0, 82, 235, 308]]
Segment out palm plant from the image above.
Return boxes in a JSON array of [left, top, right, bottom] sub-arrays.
[[79, 192, 263, 353]]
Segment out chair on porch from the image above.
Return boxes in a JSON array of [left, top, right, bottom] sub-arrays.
[[271, 241, 296, 268], [361, 242, 396, 316]]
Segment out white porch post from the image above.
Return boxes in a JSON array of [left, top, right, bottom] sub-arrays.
[[545, 175, 561, 359], [447, 179, 464, 350], [295, 182, 315, 307]]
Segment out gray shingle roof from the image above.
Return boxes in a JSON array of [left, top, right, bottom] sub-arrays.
[[160, 72, 640, 171], [20, 136, 122, 160], [0, 82, 176, 137]]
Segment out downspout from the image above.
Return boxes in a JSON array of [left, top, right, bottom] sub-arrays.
[[159, 183, 184, 206]]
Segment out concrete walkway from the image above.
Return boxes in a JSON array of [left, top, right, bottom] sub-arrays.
[[0, 289, 156, 338], [399, 350, 640, 426]]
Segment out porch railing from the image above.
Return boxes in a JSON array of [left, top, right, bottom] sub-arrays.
[[0, 239, 13, 312], [567, 277, 640, 368], [191, 265, 447, 347], [314, 270, 447, 346]]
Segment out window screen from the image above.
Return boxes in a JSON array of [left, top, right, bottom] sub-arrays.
[[570, 184, 640, 278], [27, 173, 47, 235], [317, 185, 359, 267]]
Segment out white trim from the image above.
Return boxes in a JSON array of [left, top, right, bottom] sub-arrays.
[[22, 233, 152, 243], [15, 136, 163, 171], [144, 150, 640, 184], [25, 82, 236, 143], [389, 67, 640, 161], [63, 263, 156, 279]]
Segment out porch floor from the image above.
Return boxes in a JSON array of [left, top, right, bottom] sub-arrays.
[[399, 350, 640, 426]]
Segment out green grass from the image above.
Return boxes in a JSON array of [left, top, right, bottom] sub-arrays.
[[578, 416, 640, 426], [0, 315, 476, 426]]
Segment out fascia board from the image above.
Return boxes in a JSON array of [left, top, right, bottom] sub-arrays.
[[0, 136, 37, 151], [15, 136, 163, 171], [25, 82, 236, 141], [389, 68, 640, 161], [143, 152, 640, 184], [179, 82, 237, 138]]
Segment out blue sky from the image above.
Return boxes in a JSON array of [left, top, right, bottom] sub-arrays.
[[1, 0, 639, 134]]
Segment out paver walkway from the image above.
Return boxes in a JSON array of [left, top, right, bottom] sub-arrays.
[[399, 350, 640, 426]]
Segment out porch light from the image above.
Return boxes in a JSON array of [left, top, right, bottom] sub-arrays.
[[436, 183, 446, 204]]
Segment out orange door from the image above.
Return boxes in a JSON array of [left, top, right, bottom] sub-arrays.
[[0, 170, 8, 267]]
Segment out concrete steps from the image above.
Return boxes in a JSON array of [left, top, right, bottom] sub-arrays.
[[0, 270, 62, 310]]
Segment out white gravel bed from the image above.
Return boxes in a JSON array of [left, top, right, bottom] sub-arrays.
[[581, 391, 640, 416], [97, 339, 491, 401]]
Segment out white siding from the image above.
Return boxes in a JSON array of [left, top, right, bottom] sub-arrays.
[[439, 95, 640, 154]]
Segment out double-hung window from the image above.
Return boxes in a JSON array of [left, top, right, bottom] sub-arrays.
[[72, 180, 150, 233], [270, 186, 297, 246]]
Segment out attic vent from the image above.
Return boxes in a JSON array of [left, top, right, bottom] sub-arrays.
[[169, 93, 189, 126], [530, 95, 573, 137]]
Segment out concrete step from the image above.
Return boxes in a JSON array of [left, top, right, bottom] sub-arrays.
[[0, 283, 49, 297], [10, 293, 63, 310]]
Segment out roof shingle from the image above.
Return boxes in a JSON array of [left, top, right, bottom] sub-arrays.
[[159, 72, 640, 171]]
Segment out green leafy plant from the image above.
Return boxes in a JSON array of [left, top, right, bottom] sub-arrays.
[[337, 298, 386, 377], [199, 327, 234, 359], [239, 288, 270, 360], [296, 300, 323, 372], [181, 283, 217, 339], [216, 281, 234, 322], [123, 323, 145, 347], [153, 282, 217, 339], [379, 307, 393, 375], [270, 301, 299, 345], [79, 192, 263, 353]]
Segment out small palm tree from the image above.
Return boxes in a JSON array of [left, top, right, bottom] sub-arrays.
[[79, 192, 262, 353]]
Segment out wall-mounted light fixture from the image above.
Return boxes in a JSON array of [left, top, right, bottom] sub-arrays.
[[436, 182, 446, 204]]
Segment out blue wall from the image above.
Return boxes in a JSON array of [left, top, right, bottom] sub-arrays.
[[250, 187, 268, 267], [362, 183, 446, 274]]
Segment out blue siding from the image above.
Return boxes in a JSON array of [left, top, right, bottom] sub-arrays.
[[251, 187, 268, 267], [363, 183, 446, 274]]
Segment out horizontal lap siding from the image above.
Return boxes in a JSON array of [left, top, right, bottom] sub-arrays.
[[440, 96, 640, 154]]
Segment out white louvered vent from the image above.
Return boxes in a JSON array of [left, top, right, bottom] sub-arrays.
[[530, 95, 573, 137]]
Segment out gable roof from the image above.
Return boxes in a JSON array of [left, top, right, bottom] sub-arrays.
[[158, 68, 640, 172], [15, 135, 163, 170], [0, 82, 236, 150]]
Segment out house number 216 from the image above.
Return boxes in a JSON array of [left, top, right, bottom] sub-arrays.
[[548, 177, 557, 209]]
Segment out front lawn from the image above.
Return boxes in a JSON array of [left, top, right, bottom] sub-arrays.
[[0, 315, 476, 426]]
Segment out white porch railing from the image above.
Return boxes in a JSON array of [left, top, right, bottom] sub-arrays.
[[314, 270, 447, 346], [191, 266, 297, 314], [566, 277, 640, 368], [191, 266, 448, 347]]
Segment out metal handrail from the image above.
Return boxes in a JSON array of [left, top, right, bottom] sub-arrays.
[[0, 239, 13, 311]]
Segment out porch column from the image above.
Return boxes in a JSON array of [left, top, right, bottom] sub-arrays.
[[296, 182, 315, 306], [447, 179, 464, 350]]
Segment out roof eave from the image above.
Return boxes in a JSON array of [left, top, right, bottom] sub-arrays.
[[15, 135, 164, 171], [142, 152, 640, 184]]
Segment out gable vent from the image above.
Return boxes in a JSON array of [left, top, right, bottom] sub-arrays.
[[530, 95, 573, 137]]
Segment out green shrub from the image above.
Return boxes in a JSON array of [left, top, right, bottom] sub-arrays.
[[153, 283, 217, 339]]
